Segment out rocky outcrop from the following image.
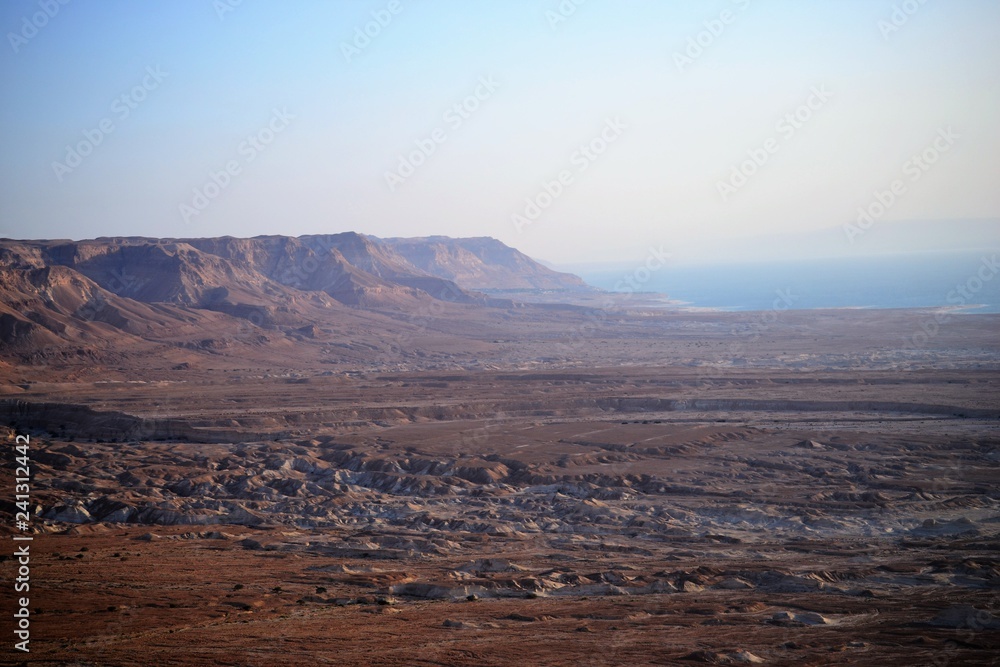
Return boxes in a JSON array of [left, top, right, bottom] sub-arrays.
[[381, 236, 588, 291]]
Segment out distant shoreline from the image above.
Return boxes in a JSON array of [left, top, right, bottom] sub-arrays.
[[572, 251, 1000, 314]]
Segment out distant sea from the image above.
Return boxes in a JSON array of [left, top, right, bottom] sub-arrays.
[[577, 251, 1000, 313]]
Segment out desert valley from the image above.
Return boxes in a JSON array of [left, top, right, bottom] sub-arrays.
[[1, 233, 998, 665]]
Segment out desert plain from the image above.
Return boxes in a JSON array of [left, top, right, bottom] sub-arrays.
[[1, 235, 999, 666]]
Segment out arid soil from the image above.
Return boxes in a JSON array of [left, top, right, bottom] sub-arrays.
[[2, 280, 999, 665]]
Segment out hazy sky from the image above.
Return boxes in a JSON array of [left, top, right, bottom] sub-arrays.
[[1, 0, 998, 264]]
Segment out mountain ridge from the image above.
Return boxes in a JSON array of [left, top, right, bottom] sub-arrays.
[[380, 235, 589, 291], [0, 233, 592, 366]]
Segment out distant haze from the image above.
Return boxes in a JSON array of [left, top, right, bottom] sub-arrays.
[[1, 1, 998, 265], [561, 219, 1000, 270]]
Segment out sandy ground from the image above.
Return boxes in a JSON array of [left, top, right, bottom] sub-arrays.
[[1, 307, 999, 666]]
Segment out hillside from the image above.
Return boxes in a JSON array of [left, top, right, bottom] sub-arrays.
[[0, 233, 593, 373], [381, 236, 589, 291]]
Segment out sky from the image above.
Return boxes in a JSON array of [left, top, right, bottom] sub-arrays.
[[1, 0, 998, 265]]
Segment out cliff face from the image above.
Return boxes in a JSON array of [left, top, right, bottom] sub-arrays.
[[177, 234, 437, 308], [0, 233, 589, 363], [380, 236, 588, 291]]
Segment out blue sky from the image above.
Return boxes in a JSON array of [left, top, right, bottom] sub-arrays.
[[1, 0, 998, 263]]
